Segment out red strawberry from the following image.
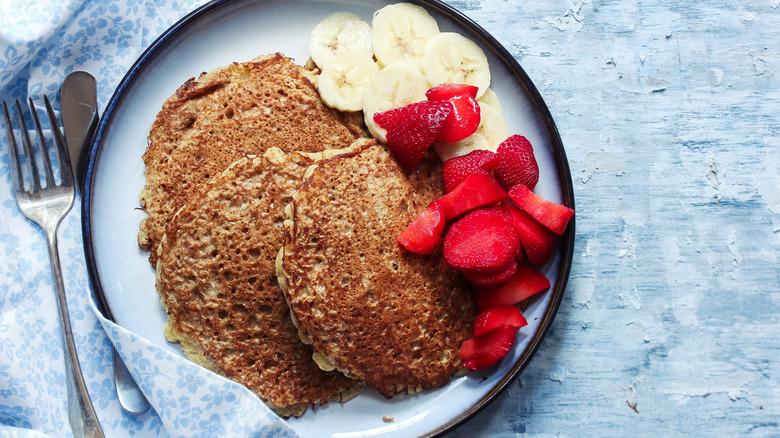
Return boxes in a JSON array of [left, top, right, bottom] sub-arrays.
[[504, 203, 556, 267], [507, 184, 574, 235], [397, 201, 446, 255], [459, 326, 516, 371], [493, 135, 540, 190], [476, 264, 551, 311], [373, 100, 452, 170], [438, 169, 507, 220], [472, 304, 528, 337], [462, 260, 518, 289], [435, 94, 480, 143], [425, 83, 479, 100], [441, 149, 500, 193], [443, 207, 521, 274]]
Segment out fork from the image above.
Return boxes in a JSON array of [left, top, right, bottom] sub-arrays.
[[2, 97, 105, 438]]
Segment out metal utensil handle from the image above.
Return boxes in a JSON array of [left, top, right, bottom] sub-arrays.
[[46, 228, 104, 438]]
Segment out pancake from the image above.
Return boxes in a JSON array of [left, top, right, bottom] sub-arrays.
[[139, 53, 365, 265], [156, 145, 364, 417], [278, 141, 476, 397]]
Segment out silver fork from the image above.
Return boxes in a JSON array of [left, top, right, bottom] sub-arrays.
[[2, 97, 104, 438]]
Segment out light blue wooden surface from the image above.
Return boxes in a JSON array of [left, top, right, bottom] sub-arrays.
[[447, 0, 780, 435]]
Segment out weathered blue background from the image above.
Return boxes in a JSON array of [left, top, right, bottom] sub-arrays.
[[1, 0, 777, 436]]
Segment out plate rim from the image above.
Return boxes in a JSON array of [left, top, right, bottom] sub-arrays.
[[81, 0, 575, 436]]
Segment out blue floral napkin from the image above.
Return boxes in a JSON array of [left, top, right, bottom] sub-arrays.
[[1, 0, 297, 436]]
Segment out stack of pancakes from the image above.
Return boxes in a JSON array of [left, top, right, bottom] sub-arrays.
[[140, 53, 475, 417]]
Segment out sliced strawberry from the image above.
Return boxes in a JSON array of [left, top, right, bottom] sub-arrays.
[[425, 83, 479, 100], [493, 135, 540, 190], [476, 264, 551, 311], [504, 203, 556, 267], [462, 260, 518, 289], [442, 207, 521, 274], [507, 184, 574, 235], [460, 326, 516, 371], [438, 169, 507, 220], [397, 201, 446, 255], [435, 94, 480, 143], [373, 100, 452, 170], [442, 149, 500, 193], [472, 304, 528, 338]]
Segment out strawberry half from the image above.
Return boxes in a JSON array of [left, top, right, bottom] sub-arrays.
[[435, 94, 480, 143], [425, 83, 479, 100], [460, 326, 516, 371], [507, 184, 574, 235], [493, 135, 540, 190], [476, 264, 551, 311], [504, 203, 556, 267], [442, 207, 521, 274], [462, 260, 518, 289], [397, 201, 446, 255], [441, 149, 500, 193], [472, 304, 528, 338], [438, 169, 507, 220], [373, 100, 452, 170]]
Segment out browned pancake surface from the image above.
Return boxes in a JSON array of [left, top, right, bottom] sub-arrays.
[[139, 53, 364, 264], [157, 148, 362, 417], [280, 142, 475, 397]]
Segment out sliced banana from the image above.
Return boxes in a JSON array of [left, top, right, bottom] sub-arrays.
[[433, 102, 509, 162], [478, 87, 503, 113], [421, 32, 491, 99], [319, 55, 379, 112], [362, 64, 430, 143], [371, 2, 440, 69], [310, 12, 373, 70]]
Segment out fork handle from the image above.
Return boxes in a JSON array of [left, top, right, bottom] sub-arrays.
[[45, 228, 105, 438]]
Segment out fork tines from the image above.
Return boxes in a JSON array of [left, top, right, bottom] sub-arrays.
[[2, 97, 73, 195]]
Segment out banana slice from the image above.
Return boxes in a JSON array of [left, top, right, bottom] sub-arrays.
[[371, 3, 440, 69], [478, 87, 503, 113], [310, 12, 373, 70], [421, 32, 491, 99], [319, 55, 379, 112], [362, 64, 430, 143], [433, 102, 509, 162]]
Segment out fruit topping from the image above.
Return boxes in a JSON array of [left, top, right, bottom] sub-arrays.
[[442, 149, 500, 193], [397, 201, 446, 255], [462, 260, 518, 289], [472, 304, 528, 338], [507, 184, 575, 235], [435, 94, 481, 143], [459, 326, 516, 371], [373, 100, 452, 169], [425, 83, 479, 101], [504, 203, 556, 267], [438, 169, 507, 220], [493, 134, 540, 190], [475, 264, 551, 311], [442, 207, 521, 274]]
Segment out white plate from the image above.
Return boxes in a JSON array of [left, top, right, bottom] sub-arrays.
[[83, 1, 575, 436]]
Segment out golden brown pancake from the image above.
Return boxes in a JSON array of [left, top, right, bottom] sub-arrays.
[[139, 53, 365, 264], [156, 146, 364, 417], [279, 141, 475, 397]]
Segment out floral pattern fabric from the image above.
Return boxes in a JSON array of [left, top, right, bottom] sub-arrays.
[[0, 1, 297, 436]]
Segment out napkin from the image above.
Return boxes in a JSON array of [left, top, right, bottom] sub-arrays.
[[0, 0, 298, 436]]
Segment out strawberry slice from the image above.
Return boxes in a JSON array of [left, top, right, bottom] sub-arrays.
[[397, 201, 446, 255], [507, 184, 574, 235], [443, 207, 521, 274], [476, 264, 551, 311], [435, 94, 480, 143], [441, 149, 500, 193], [438, 169, 507, 220], [460, 326, 516, 371], [373, 100, 452, 170], [504, 203, 556, 267], [472, 304, 528, 337], [425, 83, 479, 100], [462, 260, 518, 289], [493, 135, 540, 190]]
